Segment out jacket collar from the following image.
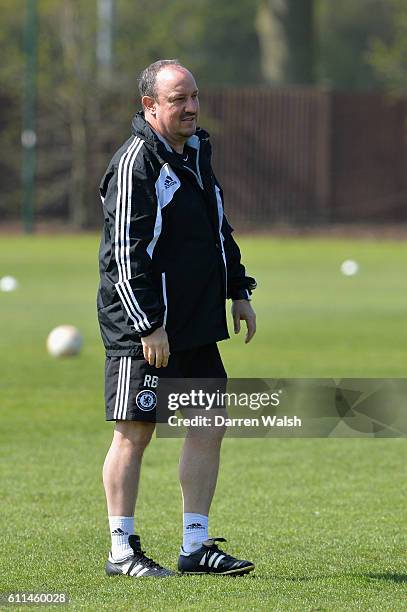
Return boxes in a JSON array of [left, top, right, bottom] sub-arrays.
[[131, 111, 210, 166]]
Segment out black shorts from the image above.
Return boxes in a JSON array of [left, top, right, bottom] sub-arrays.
[[105, 343, 227, 422]]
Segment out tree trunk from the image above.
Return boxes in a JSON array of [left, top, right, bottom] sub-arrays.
[[59, 0, 98, 228], [256, 0, 314, 86]]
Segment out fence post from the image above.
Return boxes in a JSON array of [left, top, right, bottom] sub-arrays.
[[21, 0, 37, 234], [314, 89, 332, 223]]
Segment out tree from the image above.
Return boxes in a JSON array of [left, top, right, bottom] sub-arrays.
[[0, 0, 265, 227], [0, 0, 101, 227], [113, 0, 262, 89], [315, 0, 393, 90], [255, 0, 315, 85], [57, 1, 99, 227], [368, 0, 407, 93], [0, 1, 25, 220]]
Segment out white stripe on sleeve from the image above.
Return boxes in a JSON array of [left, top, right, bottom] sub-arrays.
[[114, 136, 152, 332], [115, 137, 140, 283], [115, 283, 146, 332]]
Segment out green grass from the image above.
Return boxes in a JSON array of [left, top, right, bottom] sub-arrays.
[[0, 234, 406, 611]]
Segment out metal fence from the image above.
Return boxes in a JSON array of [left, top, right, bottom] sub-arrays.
[[202, 88, 407, 228], [1, 88, 407, 229]]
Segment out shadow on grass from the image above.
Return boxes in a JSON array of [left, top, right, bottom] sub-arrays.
[[366, 573, 407, 584], [264, 573, 407, 584]]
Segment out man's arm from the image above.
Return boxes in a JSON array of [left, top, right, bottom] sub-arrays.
[[221, 215, 257, 300], [219, 207, 257, 343], [231, 299, 256, 344], [101, 158, 169, 367], [214, 183, 257, 300], [223, 223, 257, 343]]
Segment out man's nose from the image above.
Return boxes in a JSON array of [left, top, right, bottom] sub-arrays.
[[185, 96, 198, 114]]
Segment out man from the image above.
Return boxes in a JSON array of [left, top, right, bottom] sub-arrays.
[[97, 59, 257, 578]]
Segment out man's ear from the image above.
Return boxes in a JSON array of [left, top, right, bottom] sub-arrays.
[[142, 95, 156, 115]]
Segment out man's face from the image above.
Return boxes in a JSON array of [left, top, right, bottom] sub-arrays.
[[144, 67, 199, 148]]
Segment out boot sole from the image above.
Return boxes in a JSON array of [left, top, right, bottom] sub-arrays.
[[179, 564, 255, 576]]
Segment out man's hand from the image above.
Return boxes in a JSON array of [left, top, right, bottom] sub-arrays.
[[231, 299, 256, 344], [141, 326, 170, 368]]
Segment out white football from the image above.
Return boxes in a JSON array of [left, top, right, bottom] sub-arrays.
[[0, 275, 19, 292], [47, 325, 83, 358], [340, 259, 359, 276]]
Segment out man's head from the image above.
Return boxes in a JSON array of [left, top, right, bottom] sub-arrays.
[[138, 60, 199, 152]]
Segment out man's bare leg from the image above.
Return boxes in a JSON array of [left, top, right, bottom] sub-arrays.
[[103, 420, 155, 515], [179, 426, 226, 515], [103, 420, 154, 561], [179, 418, 226, 552], [177, 419, 255, 575]]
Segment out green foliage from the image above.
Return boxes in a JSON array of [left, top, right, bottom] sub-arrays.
[[114, 0, 261, 91], [189, 0, 262, 86], [0, 0, 262, 222], [316, 0, 393, 89], [3, 1, 407, 224], [0, 2, 24, 217], [368, 0, 407, 93]]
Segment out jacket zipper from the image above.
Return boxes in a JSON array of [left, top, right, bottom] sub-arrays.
[[194, 143, 204, 189], [161, 272, 168, 328]]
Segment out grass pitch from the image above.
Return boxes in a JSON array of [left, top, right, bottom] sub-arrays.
[[0, 234, 406, 611]]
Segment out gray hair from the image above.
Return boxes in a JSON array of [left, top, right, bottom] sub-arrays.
[[138, 59, 183, 101]]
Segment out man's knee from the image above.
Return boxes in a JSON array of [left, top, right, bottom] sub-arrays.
[[185, 421, 226, 442], [113, 420, 155, 454]]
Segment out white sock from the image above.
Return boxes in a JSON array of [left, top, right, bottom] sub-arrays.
[[183, 513, 208, 553], [108, 516, 134, 562]]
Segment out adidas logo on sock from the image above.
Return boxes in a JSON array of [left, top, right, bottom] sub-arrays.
[[111, 528, 128, 536], [186, 523, 205, 530]]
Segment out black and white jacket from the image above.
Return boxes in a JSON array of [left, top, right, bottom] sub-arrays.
[[97, 112, 256, 357]]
